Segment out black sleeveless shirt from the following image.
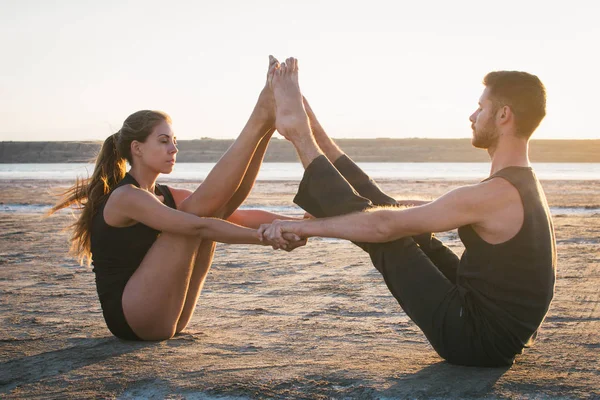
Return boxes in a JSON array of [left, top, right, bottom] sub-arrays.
[[457, 166, 556, 358], [90, 173, 177, 300]]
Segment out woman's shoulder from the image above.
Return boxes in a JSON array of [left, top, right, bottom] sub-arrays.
[[108, 183, 144, 203], [104, 173, 139, 200]]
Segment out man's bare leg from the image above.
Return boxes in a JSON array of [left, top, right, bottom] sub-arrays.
[[271, 58, 323, 168], [302, 97, 345, 163]]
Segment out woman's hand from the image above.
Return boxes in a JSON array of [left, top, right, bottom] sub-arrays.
[[280, 233, 308, 252]]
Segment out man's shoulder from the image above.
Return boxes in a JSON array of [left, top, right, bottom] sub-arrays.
[[453, 178, 521, 213]]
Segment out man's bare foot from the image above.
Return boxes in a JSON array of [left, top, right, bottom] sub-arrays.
[[271, 57, 311, 142], [252, 55, 279, 128]]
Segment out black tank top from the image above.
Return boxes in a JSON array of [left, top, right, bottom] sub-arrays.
[[90, 173, 177, 298], [457, 166, 556, 357]]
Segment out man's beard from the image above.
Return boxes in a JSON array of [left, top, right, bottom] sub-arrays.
[[472, 120, 499, 149]]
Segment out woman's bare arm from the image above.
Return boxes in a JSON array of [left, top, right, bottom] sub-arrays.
[[105, 185, 268, 245]]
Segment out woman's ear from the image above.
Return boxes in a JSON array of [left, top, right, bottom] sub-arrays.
[[130, 140, 142, 158]]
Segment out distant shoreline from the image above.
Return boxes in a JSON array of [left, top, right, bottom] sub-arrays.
[[1, 138, 599, 163]]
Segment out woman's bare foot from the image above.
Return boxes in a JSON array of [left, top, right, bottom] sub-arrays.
[[271, 57, 311, 142], [251, 55, 280, 128]]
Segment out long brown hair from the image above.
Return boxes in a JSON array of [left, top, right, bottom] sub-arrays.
[[50, 110, 171, 265]]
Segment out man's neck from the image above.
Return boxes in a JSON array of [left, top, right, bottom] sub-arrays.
[[487, 135, 530, 176]]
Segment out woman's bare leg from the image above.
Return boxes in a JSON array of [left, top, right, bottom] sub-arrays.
[[122, 57, 278, 340], [123, 234, 203, 340], [174, 57, 280, 333], [176, 128, 276, 333], [180, 59, 279, 217], [218, 128, 275, 219], [175, 239, 216, 333]]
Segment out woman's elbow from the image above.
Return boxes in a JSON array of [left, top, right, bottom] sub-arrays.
[[193, 221, 213, 239], [169, 219, 210, 238]]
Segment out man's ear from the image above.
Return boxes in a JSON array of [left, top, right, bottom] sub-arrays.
[[497, 105, 513, 126]]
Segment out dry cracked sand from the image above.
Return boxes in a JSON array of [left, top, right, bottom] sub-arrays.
[[1, 178, 599, 399]]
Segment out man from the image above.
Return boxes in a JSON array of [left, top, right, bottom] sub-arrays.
[[261, 58, 556, 367]]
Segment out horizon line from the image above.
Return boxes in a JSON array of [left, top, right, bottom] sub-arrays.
[[2, 137, 599, 143]]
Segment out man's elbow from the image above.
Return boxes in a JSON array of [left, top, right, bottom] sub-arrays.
[[372, 212, 397, 242]]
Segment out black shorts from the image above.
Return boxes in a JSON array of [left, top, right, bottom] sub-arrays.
[[96, 272, 142, 341]]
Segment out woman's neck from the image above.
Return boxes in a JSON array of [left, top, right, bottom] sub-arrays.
[[127, 166, 159, 192]]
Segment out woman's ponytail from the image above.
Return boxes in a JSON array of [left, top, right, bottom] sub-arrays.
[[49, 132, 126, 265]]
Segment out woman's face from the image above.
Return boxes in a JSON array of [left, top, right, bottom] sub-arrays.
[[132, 120, 178, 174]]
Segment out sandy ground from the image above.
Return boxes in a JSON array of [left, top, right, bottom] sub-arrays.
[[1, 179, 599, 399]]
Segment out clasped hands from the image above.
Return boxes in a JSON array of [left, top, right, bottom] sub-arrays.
[[258, 219, 306, 252]]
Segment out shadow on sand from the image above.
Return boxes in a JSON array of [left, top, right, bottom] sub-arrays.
[[381, 361, 510, 399], [189, 360, 511, 399], [0, 337, 155, 394]]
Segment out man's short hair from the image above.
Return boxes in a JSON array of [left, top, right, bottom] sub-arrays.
[[483, 71, 546, 138]]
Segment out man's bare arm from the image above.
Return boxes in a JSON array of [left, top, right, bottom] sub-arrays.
[[259, 179, 516, 245]]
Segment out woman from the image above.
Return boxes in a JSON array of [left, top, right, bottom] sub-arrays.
[[50, 56, 302, 341]]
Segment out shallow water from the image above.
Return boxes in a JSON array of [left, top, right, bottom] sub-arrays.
[[1, 162, 599, 181]]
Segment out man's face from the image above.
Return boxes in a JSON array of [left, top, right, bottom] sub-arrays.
[[469, 87, 499, 149]]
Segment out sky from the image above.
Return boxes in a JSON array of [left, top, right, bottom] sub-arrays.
[[1, 0, 599, 141]]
